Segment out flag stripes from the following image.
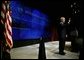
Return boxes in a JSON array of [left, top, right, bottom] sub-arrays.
[[1, 1, 13, 48]]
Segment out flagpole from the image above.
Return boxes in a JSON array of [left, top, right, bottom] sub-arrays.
[[0, 41, 2, 59]]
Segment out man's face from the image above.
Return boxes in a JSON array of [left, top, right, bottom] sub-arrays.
[[60, 17, 65, 23]]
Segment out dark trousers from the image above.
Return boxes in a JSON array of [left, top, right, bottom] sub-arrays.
[[79, 47, 83, 59], [59, 38, 65, 52], [58, 28, 66, 53], [71, 37, 78, 52]]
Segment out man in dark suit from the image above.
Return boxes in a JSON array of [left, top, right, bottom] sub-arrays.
[[57, 17, 67, 55]]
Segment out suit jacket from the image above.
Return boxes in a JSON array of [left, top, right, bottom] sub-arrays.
[[57, 21, 67, 39]]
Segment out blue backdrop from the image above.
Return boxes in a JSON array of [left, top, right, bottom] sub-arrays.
[[10, 1, 48, 40]]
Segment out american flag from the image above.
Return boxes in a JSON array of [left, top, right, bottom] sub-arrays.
[[1, 1, 13, 49]]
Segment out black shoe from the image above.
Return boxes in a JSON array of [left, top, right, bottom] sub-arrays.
[[59, 52, 66, 55]]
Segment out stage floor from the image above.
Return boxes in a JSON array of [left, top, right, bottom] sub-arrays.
[[10, 41, 79, 59]]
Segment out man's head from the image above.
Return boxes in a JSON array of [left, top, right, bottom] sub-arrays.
[[60, 17, 65, 23]]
